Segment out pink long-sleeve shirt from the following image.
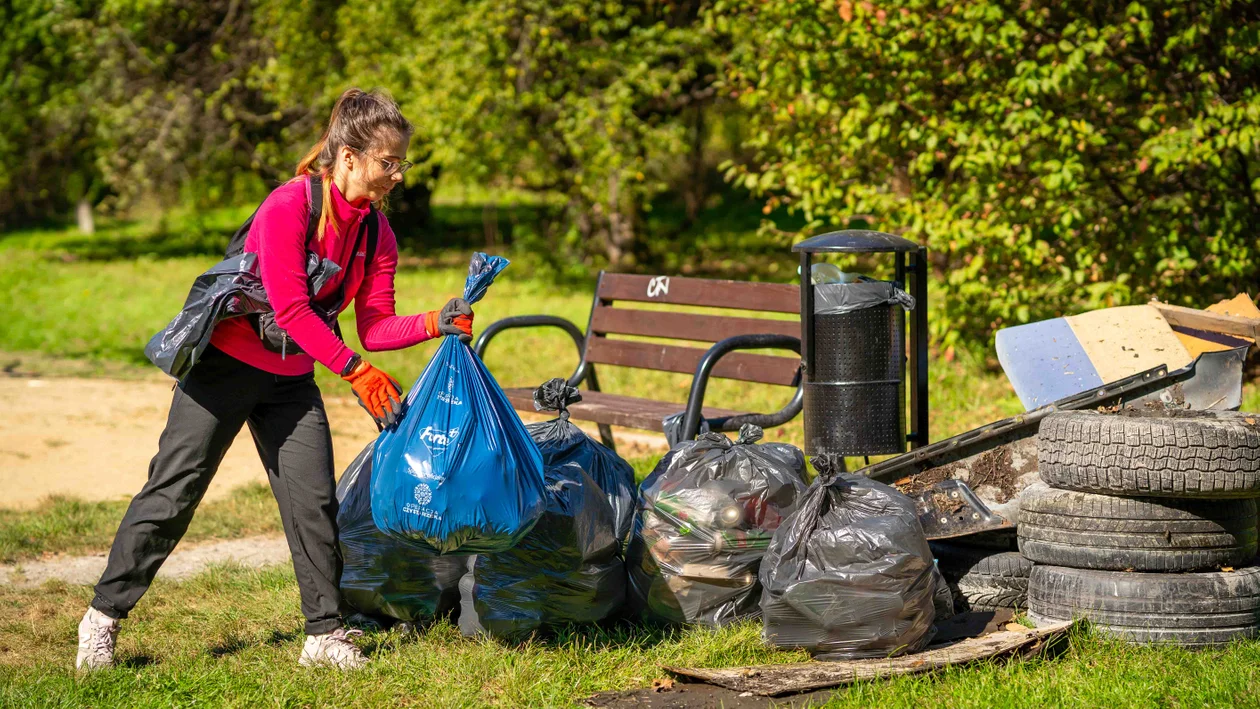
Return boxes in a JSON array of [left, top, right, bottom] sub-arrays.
[[210, 177, 434, 376]]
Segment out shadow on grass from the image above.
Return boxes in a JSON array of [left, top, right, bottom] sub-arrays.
[[117, 654, 156, 669]]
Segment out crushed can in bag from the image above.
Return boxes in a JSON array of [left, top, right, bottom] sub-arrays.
[[759, 465, 944, 660], [626, 424, 808, 627], [458, 461, 627, 640], [337, 441, 466, 621], [371, 253, 547, 553]]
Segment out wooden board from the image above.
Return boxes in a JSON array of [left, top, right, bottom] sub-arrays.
[[664, 620, 1075, 697], [584, 337, 801, 386], [1163, 294, 1260, 358], [597, 273, 800, 313], [1152, 300, 1260, 341], [1065, 304, 1192, 383], [501, 388, 745, 431], [590, 307, 799, 343]]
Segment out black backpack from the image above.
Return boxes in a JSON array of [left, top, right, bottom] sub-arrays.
[[227, 175, 379, 357]]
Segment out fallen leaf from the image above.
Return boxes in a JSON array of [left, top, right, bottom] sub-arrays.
[[1005, 623, 1027, 632], [1222, 567, 1235, 572], [652, 678, 675, 693], [1246, 419, 1255, 425]]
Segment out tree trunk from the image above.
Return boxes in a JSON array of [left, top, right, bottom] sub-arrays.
[[76, 198, 95, 235]]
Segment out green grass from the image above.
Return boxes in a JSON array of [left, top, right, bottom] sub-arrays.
[[1, 564, 1258, 707], [5, 213, 1260, 706], [0, 484, 284, 564]]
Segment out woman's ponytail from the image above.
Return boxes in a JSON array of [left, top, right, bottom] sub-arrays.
[[294, 88, 412, 240]]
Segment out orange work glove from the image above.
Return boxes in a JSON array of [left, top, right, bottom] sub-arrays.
[[423, 297, 475, 343], [340, 356, 403, 429]]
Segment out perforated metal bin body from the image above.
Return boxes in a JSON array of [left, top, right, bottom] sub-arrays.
[[794, 230, 929, 459], [804, 291, 906, 455]]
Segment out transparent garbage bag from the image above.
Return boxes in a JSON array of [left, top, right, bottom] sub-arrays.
[[458, 461, 627, 641], [626, 424, 808, 627], [759, 469, 944, 660], [336, 441, 466, 622], [814, 280, 915, 314]]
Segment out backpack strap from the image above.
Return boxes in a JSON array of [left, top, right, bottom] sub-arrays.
[[365, 206, 379, 266], [304, 174, 323, 247], [225, 174, 322, 259]]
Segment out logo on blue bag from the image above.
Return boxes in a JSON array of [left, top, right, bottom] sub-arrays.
[[404, 453, 446, 485], [413, 483, 433, 505], [418, 425, 460, 455], [437, 373, 462, 406]]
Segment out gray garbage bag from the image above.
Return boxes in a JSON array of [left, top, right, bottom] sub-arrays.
[[337, 441, 466, 622], [759, 470, 941, 659], [626, 424, 808, 627], [458, 461, 626, 640], [661, 411, 711, 449], [814, 280, 914, 314], [526, 379, 637, 542]]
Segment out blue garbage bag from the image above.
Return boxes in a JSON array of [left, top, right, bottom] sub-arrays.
[[371, 253, 547, 554]]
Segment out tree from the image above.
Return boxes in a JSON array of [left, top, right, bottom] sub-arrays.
[[715, 0, 1260, 350], [0, 1, 101, 228], [341, 0, 722, 268]]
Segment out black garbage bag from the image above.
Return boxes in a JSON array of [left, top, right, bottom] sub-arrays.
[[759, 468, 943, 660], [337, 441, 466, 622], [525, 379, 637, 542], [625, 424, 808, 627], [458, 461, 626, 640]]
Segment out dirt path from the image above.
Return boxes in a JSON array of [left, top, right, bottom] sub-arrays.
[[0, 372, 666, 510], [0, 535, 291, 588]]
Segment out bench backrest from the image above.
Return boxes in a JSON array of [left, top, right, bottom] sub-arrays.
[[583, 273, 802, 386]]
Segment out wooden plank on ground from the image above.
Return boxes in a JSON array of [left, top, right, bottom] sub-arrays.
[[663, 620, 1075, 697]]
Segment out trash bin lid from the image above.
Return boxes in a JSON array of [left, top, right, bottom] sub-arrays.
[[793, 230, 921, 254]]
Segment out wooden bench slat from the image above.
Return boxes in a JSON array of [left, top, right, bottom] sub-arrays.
[[590, 307, 800, 343], [584, 337, 800, 386], [503, 388, 746, 431], [598, 273, 800, 314]]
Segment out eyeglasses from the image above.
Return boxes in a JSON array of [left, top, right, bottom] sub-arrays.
[[350, 147, 413, 176]]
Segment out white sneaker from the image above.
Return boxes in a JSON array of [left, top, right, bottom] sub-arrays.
[[76, 607, 120, 671], [298, 627, 368, 669]]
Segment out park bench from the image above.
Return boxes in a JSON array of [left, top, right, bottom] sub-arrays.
[[473, 273, 804, 450]]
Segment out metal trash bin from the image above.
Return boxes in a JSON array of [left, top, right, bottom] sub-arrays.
[[794, 231, 929, 459], [805, 281, 910, 455]]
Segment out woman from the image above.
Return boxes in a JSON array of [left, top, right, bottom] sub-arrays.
[[76, 88, 471, 671]]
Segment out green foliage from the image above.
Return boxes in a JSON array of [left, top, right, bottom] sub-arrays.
[[715, 0, 1260, 348], [0, 1, 101, 226], [340, 0, 723, 267]]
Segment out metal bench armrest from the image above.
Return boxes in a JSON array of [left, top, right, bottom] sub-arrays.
[[472, 315, 589, 387], [680, 334, 804, 442]]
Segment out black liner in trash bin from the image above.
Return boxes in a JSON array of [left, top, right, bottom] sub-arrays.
[[337, 441, 466, 622], [526, 378, 637, 542], [626, 424, 808, 627], [458, 461, 627, 641], [805, 279, 915, 457], [759, 468, 946, 660]]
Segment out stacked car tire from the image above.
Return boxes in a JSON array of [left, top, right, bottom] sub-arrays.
[[1023, 409, 1260, 646]]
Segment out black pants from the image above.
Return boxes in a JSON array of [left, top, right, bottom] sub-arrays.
[[92, 346, 343, 635]]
